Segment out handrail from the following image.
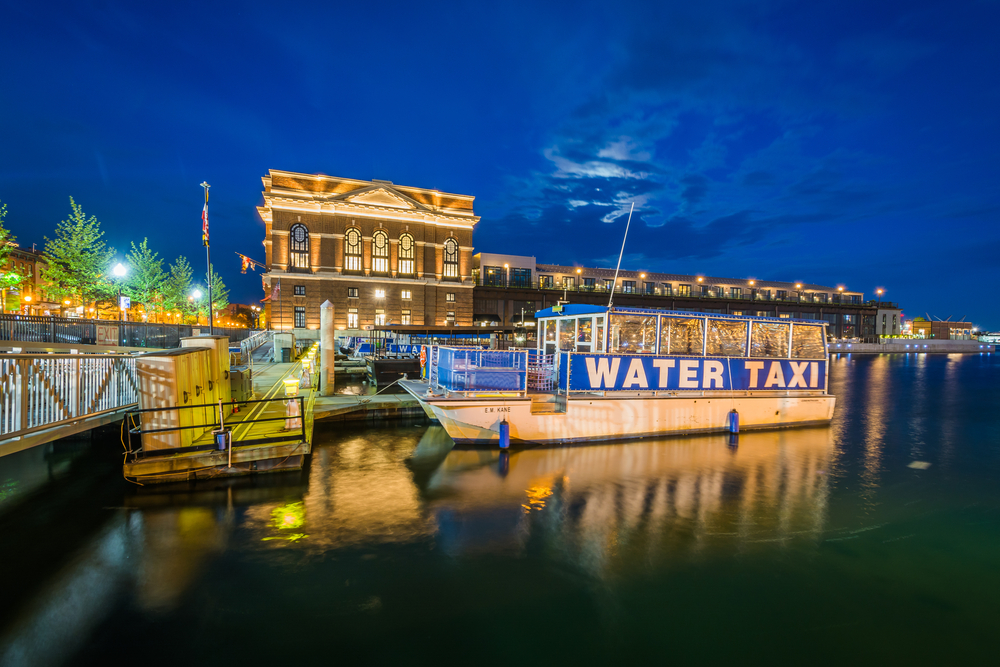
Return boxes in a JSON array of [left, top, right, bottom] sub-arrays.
[[0, 354, 138, 442], [124, 395, 305, 458]]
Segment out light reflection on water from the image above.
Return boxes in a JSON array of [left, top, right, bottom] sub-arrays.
[[3, 354, 1000, 665]]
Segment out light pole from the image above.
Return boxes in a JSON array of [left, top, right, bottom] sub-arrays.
[[113, 262, 127, 345], [190, 289, 203, 326]]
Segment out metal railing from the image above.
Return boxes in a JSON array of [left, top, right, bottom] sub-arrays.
[[239, 330, 272, 365], [0, 353, 138, 440], [124, 395, 306, 458], [0, 314, 255, 348]]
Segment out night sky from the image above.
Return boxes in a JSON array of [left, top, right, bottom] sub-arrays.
[[2, 1, 998, 327]]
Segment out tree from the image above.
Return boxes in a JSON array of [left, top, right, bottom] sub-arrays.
[[0, 200, 27, 310], [163, 256, 194, 321], [124, 238, 166, 319], [193, 264, 230, 323], [42, 198, 115, 308]]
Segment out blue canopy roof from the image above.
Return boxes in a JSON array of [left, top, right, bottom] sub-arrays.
[[535, 304, 610, 319]]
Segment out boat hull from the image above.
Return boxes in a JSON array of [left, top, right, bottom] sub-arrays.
[[401, 382, 835, 445]]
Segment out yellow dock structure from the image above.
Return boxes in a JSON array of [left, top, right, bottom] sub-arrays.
[[123, 349, 318, 485]]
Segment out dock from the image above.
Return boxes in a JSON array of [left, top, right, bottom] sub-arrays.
[[123, 355, 317, 484]]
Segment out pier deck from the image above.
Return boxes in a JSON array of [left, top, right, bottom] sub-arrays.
[[123, 360, 316, 483]]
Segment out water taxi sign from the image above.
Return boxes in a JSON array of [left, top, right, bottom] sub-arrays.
[[567, 355, 826, 391]]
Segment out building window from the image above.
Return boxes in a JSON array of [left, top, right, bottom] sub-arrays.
[[730, 287, 742, 298], [622, 280, 635, 294], [345, 228, 362, 273], [294, 306, 306, 328], [603, 279, 614, 291], [372, 230, 389, 275], [348, 288, 358, 298], [779, 313, 792, 319], [375, 309, 386, 326], [540, 275, 554, 289], [511, 268, 531, 288], [347, 308, 359, 329], [443, 238, 459, 279], [484, 266, 505, 286], [446, 293, 455, 302], [401, 289, 411, 300], [676, 284, 691, 297], [583, 277, 596, 290], [446, 311, 456, 324], [401, 309, 411, 325], [398, 233, 415, 276], [289, 224, 310, 270], [564, 276, 576, 289], [294, 285, 305, 296], [644, 282, 655, 294], [776, 290, 787, 300], [661, 283, 672, 296]]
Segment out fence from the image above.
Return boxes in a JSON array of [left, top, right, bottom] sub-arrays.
[[0, 314, 255, 348], [0, 354, 138, 440], [432, 347, 555, 393]]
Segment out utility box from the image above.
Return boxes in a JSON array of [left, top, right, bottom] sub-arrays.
[[181, 335, 232, 419], [136, 347, 214, 452], [230, 366, 253, 403]]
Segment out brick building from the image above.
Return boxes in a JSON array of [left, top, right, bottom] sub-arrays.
[[2, 243, 58, 315], [472, 253, 881, 339], [258, 171, 478, 334]]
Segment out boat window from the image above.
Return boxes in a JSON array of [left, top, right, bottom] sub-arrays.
[[706, 319, 748, 356], [559, 318, 576, 351], [543, 320, 556, 355], [595, 316, 605, 353], [577, 318, 592, 344], [791, 324, 825, 358], [610, 314, 657, 354], [660, 317, 704, 355], [751, 321, 790, 358]]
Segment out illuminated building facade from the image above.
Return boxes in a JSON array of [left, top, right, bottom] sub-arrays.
[[258, 171, 479, 333], [472, 253, 880, 339]]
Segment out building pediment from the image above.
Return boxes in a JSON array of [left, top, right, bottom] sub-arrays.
[[340, 186, 423, 210]]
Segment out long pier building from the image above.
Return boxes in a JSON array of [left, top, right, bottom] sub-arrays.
[[472, 253, 886, 340]]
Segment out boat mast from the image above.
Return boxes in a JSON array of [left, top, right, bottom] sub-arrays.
[[607, 202, 635, 309]]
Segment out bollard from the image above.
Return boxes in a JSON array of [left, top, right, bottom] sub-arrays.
[[285, 398, 302, 430], [499, 419, 510, 449]]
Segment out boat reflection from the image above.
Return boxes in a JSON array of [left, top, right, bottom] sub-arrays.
[[419, 426, 837, 566]]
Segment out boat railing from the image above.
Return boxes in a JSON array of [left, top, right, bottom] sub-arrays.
[[432, 347, 535, 394]]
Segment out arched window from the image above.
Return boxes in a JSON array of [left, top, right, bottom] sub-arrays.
[[372, 230, 389, 275], [289, 224, 310, 270], [398, 233, 415, 276], [345, 228, 362, 273], [443, 237, 459, 279]]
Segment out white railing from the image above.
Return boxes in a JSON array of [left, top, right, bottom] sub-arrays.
[[240, 330, 271, 365], [0, 354, 138, 440]]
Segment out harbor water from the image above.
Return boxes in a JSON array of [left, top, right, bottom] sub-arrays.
[[2, 353, 1000, 665]]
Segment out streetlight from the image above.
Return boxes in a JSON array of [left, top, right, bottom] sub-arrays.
[[111, 262, 128, 345], [504, 263, 509, 288], [190, 289, 203, 325]]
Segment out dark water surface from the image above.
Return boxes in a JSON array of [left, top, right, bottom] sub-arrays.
[[2, 353, 1000, 666]]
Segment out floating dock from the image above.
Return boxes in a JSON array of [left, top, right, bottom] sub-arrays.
[[123, 358, 316, 484]]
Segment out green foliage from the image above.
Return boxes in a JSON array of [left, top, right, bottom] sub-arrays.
[[42, 198, 115, 305], [192, 264, 230, 321], [0, 199, 13, 266], [124, 238, 166, 316], [163, 256, 195, 318]]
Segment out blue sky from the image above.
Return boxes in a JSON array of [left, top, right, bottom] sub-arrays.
[[2, 1, 998, 326]]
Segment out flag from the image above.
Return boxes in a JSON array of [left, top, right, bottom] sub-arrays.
[[271, 279, 280, 300], [202, 202, 209, 246]]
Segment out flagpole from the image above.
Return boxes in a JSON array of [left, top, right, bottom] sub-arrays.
[[201, 181, 214, 335]]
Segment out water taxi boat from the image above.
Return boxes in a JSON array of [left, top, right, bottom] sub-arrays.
[[400, 304, 835, 446]]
